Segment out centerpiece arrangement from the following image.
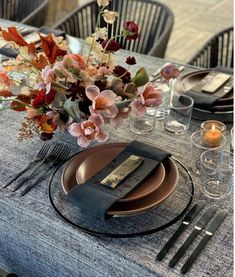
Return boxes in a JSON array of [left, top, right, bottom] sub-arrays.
[[0, 0, 179, 147]]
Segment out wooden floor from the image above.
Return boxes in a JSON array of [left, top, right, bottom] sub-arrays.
[[47, 0, 233, 63]]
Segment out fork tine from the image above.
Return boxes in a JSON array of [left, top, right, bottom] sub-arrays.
[[56, 146, 69, 161], [53, 144, 66, 159], [49, 143, 63, 159], [38, 143, 50, 157], [58, 146, 70, 161], [62, 147, 71, 161]]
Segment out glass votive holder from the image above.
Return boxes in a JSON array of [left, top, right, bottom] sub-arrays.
[[200, 149, 233, 199], [190, 130, 226, 175], [201, 120, 226, 133], [129, 106, 156, 135], [164, 95, 194, 134]]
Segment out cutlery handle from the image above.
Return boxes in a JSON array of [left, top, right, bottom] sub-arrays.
[[157, 224, 187, 261], [168, 229, 199, 268], [181, 235, 210, 274], [3, 160, 38, 188], [12, 160, 46, 191], [20, 163, 55, 196]]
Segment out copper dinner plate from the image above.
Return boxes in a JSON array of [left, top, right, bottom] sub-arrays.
[[61, 143, 179, 216]]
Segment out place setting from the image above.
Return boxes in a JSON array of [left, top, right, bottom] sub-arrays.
[[173, 67, 234, 122], [47, 139, 196, 237]]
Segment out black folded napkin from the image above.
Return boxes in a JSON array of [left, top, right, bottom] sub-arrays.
[[185, 68, 233, 111], [67, 141, 170, 220]]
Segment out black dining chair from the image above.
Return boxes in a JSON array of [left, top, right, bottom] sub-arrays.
[[53, 0, 174, 58], [0, 0, 49, 27], [188, 26, 234, 69]]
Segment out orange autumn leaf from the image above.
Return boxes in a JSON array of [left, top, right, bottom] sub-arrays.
[[39, 114, 57, 133], [31, 55, 49, 69], [39, 33, 67, 64], [1, 27, 36, 54], [10, 95, 31, 112]]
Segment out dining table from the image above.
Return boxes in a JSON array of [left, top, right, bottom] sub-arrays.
[[0, 19, 233, 277]]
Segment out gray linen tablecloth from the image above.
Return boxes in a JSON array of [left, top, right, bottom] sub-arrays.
[[0, 48, 233, 277]]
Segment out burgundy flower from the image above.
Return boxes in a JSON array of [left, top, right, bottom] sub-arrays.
[[40, 132, 54, 141], [101, 39, 120, 52], [45, 89, 56, 104], [94, 79, 108, 91], [113, 66, 131, 84], [123, 21, 139, 40], [113, 65, 126, 76], [125, 56, 136, 65]]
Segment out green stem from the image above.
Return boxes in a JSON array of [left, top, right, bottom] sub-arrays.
[[85, 6, 106, 66], [100, 34, 124, 66], [0, 98, 37, 110]]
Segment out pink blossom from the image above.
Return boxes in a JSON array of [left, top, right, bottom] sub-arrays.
[[110, 107, 130, 129], [68, 114, 109, 147], [0, 69, 14, 87], [41, 66, 55, 94], [85, 85, 118, 118], [98, 66, 111, 76], [160, 64, 180, 81], [46, 110, 66, 131], [132, 83, 162, 116]]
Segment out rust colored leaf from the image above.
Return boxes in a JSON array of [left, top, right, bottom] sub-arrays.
[[10, 95, 31, 112], [0, 90, 13, 97], [1, 27, 36, 54], [31, 55, 49, 69], [39, 33, 67, 64]]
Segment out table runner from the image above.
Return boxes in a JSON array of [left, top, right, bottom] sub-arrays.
[[0, 35, 233, 277]]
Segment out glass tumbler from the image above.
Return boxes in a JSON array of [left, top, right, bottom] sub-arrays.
[[200, 150, 233, 199], [190, 130, 226, 175], [129, 106, 156, 135], [164, 95, 194, 134]]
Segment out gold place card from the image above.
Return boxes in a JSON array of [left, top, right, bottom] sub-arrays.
[[201, 72, 231, 93], [101, 155, 144, 189]]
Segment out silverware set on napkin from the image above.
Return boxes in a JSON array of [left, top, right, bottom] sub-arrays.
[[156, 201, 228, 274], [3, 143, 70, 196]]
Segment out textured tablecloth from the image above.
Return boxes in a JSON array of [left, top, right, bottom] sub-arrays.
[[0, 46, 233, 277]]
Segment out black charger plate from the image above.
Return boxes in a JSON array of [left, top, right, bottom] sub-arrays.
[[48, 156, 194, 238]]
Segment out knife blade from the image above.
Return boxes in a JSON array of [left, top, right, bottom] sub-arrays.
[[168, 205, 217, 268], [156, 200, 206, 261], [181, 210, 228, 274]]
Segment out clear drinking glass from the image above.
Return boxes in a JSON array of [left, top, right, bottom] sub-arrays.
[[200, 150, 233, 199], [190, 130, 226, 175], [164, 95, 194, 134], [129, 106, 156, 135]]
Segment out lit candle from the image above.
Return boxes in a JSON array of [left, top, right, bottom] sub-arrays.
[[203, 124, 222, 147]]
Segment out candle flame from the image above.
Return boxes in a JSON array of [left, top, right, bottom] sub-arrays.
[[212, 124, 216, 131]]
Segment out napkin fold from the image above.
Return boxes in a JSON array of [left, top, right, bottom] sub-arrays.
[[67, 141, 170, 220], [185, 67, 233, 111]]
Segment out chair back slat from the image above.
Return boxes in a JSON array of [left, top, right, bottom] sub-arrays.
[[53, 0, 174, 58], [0, 0, 49, 27], [188, 27, 233, 69]]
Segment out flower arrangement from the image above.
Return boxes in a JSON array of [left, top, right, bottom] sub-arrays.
[[0, 0, 179, 147]]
